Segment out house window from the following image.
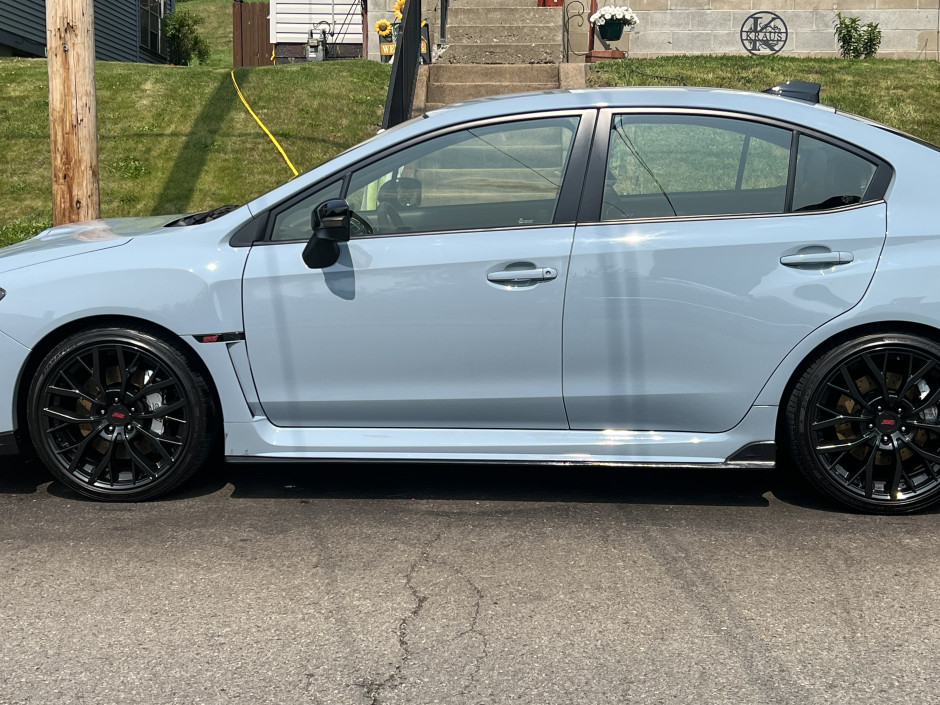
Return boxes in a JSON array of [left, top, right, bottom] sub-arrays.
[[140, 0, 168, 56]]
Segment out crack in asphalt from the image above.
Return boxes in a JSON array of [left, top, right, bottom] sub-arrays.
[[356, 529, 490, 704], [358, 530, 443, 705], [448, 559, 489, 696]]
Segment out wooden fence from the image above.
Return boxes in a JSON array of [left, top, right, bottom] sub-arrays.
[[233, 2, 273, 67]]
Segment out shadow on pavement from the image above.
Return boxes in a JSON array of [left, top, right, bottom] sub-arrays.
[[203, 457, 837, 510], [0, 452, 843, 511]]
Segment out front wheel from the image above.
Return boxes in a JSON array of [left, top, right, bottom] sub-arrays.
[[27, 326, 215, 501], [786, 333, 940, 514]]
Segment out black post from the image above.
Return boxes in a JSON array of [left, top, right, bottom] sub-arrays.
[[440, 0, 449, 44], [382, 0, 422, 129]]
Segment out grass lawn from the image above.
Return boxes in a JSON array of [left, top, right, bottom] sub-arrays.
[[589, 55, 940, 147], [4, 50, 939, 250], [0, 57, 390, 248]]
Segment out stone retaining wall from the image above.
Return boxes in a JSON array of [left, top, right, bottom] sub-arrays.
[[566, 0, 940, 59]]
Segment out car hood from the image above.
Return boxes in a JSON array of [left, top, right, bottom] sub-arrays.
[[0, 215, 181, 275]]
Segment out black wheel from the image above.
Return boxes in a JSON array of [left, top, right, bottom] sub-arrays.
[[27, 326, 215, 501], [786, 333, 940, 514]]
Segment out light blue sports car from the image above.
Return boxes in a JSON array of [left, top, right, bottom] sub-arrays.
[[2, 84, 939, 513]]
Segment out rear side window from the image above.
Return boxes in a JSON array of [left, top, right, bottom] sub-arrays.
[[791, 135, 878, 212], [603, 114, 792, 221]]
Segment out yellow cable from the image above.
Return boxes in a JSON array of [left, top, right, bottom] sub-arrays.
[[230, 70, 299, 178]]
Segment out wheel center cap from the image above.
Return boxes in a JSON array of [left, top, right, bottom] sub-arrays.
[[109, 405, 131, 424], [876, 412, 901, 432]]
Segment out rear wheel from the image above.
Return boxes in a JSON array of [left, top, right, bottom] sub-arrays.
[[27, 326, 215, 501], [786, 333, 940, 514]]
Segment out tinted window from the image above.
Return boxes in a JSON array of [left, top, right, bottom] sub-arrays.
[[792, 135, 877, 212], [603, 115, 791, 221], [270, 181, 343, 242], [345, 116, 580, 236]]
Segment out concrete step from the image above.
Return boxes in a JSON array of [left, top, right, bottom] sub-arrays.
[[429, 63, 560, 84], [448, 7, 562, 28], [444, 42, 564, 64], [419, 168, 565, 203], [448, 0, 539, 8], [427, 81, 558, 105], [449, 23, 561, 45]]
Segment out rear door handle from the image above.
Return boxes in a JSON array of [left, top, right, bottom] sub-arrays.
[[487, 267, 558, 283], [780, 251, 854, 267]]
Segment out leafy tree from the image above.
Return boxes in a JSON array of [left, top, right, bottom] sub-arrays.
[[165, 9, 211, 66], [834, 13, 882, 59]]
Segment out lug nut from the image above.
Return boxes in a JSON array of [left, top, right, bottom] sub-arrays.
[[107, 426, 114, 433], [882, 435, 890, 444], [868, 424, 874, 429], [901, 427, 907, 433]]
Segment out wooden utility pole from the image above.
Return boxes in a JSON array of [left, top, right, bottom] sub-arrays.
[[46, 0, 100, 225]]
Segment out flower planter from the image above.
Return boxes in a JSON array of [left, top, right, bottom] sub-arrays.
[[597, 21, 626, 41]]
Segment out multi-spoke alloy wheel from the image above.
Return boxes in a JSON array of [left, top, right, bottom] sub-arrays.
[[787, 334, 940, 513], [28, 327, 215, 501]]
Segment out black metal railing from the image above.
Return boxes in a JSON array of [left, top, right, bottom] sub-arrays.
[[440, 0, 450, 44], [382, 0, 422, 129]]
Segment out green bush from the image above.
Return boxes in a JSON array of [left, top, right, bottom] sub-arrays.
[[165, 8, 211, 65], [834, 13, 882, 59]]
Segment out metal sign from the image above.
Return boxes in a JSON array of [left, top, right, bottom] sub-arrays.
[[740, 12, 788, 55]]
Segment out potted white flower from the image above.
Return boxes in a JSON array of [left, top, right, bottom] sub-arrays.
[[589, 5, 638, 41]]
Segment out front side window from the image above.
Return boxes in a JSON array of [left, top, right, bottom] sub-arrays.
[[270, 181, 343, 242], [345, 116, 581, 236], [603, 114, 792, 221]]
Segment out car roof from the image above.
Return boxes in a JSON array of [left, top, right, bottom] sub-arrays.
[[421, 86, 836, 125]]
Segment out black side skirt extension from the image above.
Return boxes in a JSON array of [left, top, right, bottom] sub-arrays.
[[0, 431, 19, 456]]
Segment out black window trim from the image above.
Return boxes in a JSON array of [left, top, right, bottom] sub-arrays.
[[242, 109, 596, 247], [578, 107, 894, 226]]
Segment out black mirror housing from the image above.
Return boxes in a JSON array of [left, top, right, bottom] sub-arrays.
[[312, 199, 352, 242], [303, 199, 352, 269]]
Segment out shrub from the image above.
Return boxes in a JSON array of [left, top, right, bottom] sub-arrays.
[[165, 8, 211, 65], [834, 12, 882, 59]]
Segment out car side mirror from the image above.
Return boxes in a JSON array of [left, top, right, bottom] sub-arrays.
[[303, 199, 351, 269], [312, 199, 351, 242]]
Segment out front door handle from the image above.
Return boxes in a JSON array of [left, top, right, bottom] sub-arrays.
[[780, 251, 854, 267], [487, 267, 558, 283]]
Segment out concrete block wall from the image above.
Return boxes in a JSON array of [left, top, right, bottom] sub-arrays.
[[565, 0, 940, 59]]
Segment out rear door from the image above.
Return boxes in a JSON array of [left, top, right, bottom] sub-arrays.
[[563, 110, 891, 433]]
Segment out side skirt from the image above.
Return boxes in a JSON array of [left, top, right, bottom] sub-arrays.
[[223, 405, 779, 468]]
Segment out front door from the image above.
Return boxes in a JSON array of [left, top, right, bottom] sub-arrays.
[[243, 114, 586, 428]]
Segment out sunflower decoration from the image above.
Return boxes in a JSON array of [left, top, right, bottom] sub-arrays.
[[375, 18, 393, 37], [393, 0, 406, 20]]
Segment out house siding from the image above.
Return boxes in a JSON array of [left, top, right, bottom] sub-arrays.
[[95, 0, 141, 62], [0, 0, 45, 53], [0, 0, 173, 62], [271, 1, 363, 44]]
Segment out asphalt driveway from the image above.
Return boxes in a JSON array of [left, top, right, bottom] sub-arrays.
[[1, 455, 937, 704]]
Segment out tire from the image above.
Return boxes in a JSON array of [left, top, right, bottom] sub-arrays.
[[786, 333, 940, 514], [27, 326, 215, 501]]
